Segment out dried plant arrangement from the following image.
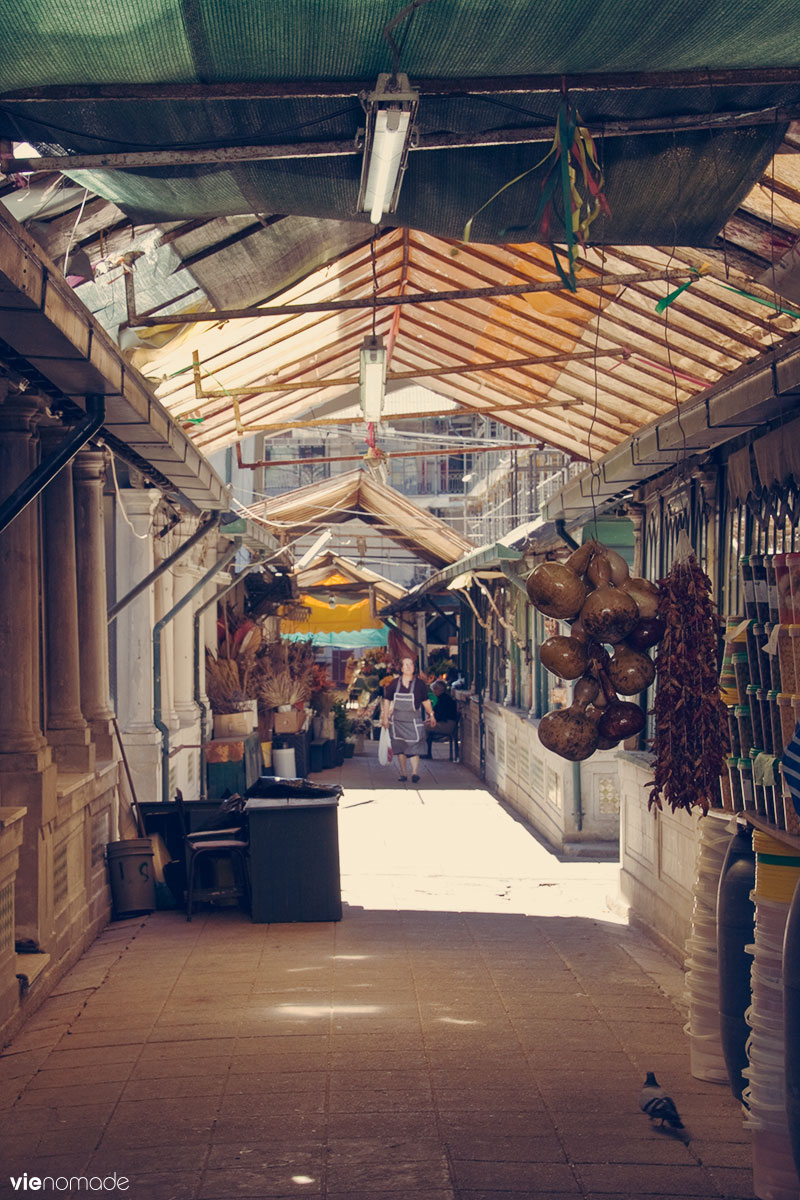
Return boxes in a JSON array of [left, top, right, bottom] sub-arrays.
[[309, 663, 335, 715], [287, 637, 317, 679], [206, 607, 266, 708], [205, 652, 250, 714], [250, 636, 316, 709], [258, 668, 311, 709]]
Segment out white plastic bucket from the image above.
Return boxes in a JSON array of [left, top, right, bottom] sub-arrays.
[[106, 838, 156, 917], [273, 747, 297, 778]]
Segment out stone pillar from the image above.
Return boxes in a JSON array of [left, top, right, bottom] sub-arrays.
[[198, 581, 214, 709], [0, 806, 26, 1028], [198, 573, 223, 744], [154, 553, 180, 734], [173, 556, 200, 727], [627, 502, 646, 579], [73, 449, 114, 760], [0, 389, 56, 949], [40, 423, 94, 773], [204, 578, 221, 656], [115, 488, 161, 808], [0, 393, 46, 754]]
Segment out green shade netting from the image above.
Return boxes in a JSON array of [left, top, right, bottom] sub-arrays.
[[0, 1, 798, 242]]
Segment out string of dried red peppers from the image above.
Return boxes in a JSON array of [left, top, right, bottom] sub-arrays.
[[648, 548, 730, 814]]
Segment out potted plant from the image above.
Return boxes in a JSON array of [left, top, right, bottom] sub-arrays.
[[309, 663, 335, 739], [351, 710, 376, 755], [332, 697, 354, 755]]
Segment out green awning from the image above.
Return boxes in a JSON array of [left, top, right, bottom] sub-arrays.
[[282, 627, 388, 648]]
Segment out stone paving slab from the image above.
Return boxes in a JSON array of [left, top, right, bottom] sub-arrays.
[[0, 748, 755, 1198]]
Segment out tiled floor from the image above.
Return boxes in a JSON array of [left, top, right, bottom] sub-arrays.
[[0, 747, 755, 1199]]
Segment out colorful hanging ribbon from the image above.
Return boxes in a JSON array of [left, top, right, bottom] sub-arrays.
[[463, 97, 611, 293]]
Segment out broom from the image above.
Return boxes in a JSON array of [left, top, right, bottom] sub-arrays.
[[112, 717, 171, 882]]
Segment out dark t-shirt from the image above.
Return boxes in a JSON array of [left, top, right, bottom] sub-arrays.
[[432, 691, 458, 722], [383, 677, 428, 708]]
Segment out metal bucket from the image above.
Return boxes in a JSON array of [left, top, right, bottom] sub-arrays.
[[106, 838, 156, 917]]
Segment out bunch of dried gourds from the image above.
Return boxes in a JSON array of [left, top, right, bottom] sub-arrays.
[[526, 540, 663, 762]]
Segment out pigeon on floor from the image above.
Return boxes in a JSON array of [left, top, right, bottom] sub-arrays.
[[639, 1072, 684, 1130]]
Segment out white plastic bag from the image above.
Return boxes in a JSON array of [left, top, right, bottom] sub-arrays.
[[378, 726, 393, 766]]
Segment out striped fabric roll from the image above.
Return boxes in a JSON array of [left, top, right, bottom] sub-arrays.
[[783, 720, 800, 815]]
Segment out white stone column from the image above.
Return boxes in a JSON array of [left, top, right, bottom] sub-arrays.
[[198, 580, 214, 708], [154, 547, 179, 733], [204, 579, 221, 656], [173, 557, 200, 727], [0, 392, 46, 754], [0, 388, 56, 949], [198, 575, 222, 743], [115, 489, 160, 732], [114, 488, 162, 811], [73, 449, 114, 759], [40, 423, 94, 773]]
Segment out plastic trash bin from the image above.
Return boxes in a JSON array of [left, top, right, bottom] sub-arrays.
[[245, 778, 344, 923]]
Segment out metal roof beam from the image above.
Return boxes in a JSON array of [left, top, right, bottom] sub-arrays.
[[5, 68, 800, 104], [7, 105, 800, 176], [121, 268, 694, 326]]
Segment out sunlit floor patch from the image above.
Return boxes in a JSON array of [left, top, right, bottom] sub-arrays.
[[275, 1004, 383, 1017], [337, 772, 623, 921]]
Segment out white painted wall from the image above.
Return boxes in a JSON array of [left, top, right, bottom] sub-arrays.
[[618, 751, 702, 959]]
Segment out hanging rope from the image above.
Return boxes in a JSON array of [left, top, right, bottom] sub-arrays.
[[475, 579, 527, 655], [458, 585, 503, 650]]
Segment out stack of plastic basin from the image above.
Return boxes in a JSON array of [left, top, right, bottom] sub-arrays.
[[717, 825, 756, 1101], [784, 878, 800, 1183], [685, 816, 734, 1082], [742, 832, 800, 1200]]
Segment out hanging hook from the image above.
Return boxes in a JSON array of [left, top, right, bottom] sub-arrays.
[[382, 0, 435, 81]]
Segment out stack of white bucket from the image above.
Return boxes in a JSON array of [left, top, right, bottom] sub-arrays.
[[742, 829, 800, 1200], [684, 816, 732, 1082]]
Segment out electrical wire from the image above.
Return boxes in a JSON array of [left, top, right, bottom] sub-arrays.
[[231, 494, 376, 529], [108, 451, 152, 540], [370, 233, 379, 336], [586, 242, 606, 537], [61, 186, 89, 276], [383, 0, 434, 78], [663, 133, 690, 486], [1, 103, 363, 154], [258, 423, 546, 449]]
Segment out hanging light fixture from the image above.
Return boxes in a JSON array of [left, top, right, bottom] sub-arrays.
[[357, 73, 419, 225], [359, 334, 387, 422]]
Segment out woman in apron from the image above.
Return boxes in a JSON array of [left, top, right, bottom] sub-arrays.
[[381, 657, 434, 782]]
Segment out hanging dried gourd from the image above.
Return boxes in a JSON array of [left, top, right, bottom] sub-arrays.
[[647, 532, 730, 815], [527, 540, 658, 762]]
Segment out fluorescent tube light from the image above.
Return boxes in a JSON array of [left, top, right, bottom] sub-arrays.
[[357, 74, 418, 225], [365, 108, 411, 224], [359, 334, 387, 422]]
